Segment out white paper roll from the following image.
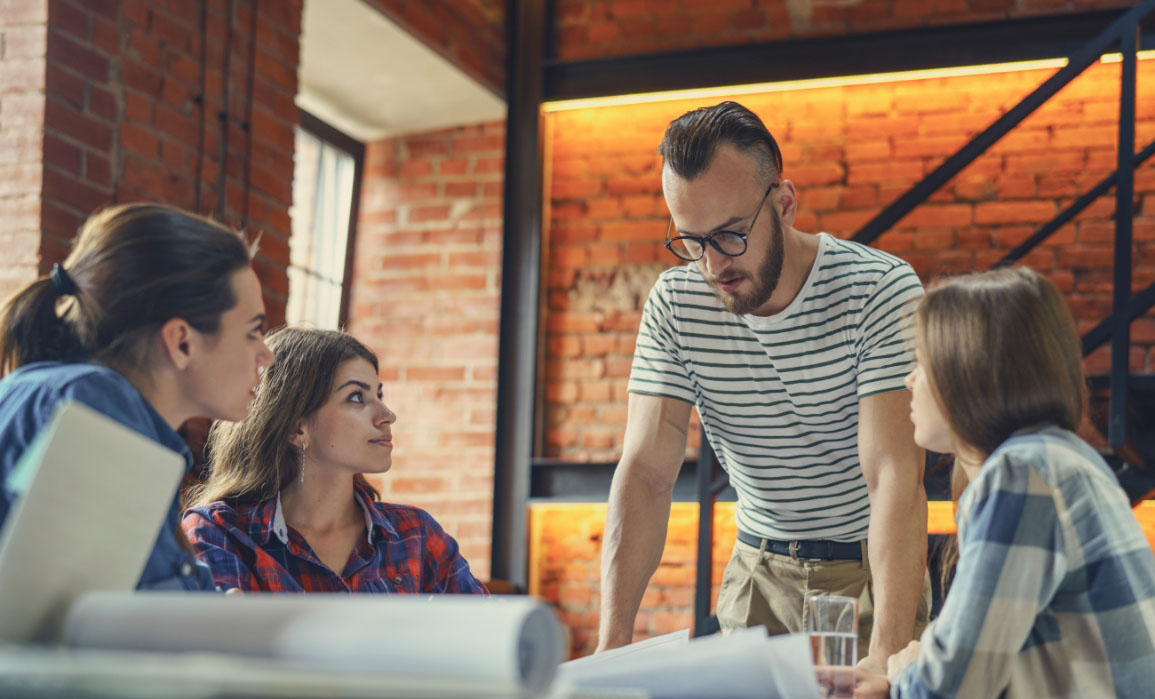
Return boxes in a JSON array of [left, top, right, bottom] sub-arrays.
[[63, 591, 566, 696]]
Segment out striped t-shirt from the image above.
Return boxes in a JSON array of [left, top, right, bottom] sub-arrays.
[[628, 233, 924, 542]]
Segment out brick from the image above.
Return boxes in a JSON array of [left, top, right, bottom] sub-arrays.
[[892, 135, 969, 159], [42, 132, 81, 174], [788, 163, 844, 186], [45, 98, 112, 151], [974, 201, 1056, 225], [46, 29, 109, 83], [845, 140, 890, 161], [601, 220, 665, 242], [586, 196, 623, 219], [2, 25, 46, 59], [900, 204, 972, 228], [847, 160, 923, 185]]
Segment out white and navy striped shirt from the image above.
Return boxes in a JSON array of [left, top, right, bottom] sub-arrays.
[[628, 233, 924, 542]]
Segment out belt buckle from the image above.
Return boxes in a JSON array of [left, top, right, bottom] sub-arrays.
[[788, 540, 799, 560]]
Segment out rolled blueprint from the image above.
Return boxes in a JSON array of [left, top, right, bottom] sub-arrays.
[[63, 591, 566, 697]]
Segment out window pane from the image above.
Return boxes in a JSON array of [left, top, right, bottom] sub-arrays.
[[288, 126, 355, 329]]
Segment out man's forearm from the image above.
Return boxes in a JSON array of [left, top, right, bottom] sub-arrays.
[[597, 469, 674, 650], [866, 476, 927, 658]]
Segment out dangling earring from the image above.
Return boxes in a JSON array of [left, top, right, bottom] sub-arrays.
[[298, 442, 308, 484]]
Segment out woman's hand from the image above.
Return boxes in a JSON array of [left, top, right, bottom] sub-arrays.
[[886, 640, 921, 683]]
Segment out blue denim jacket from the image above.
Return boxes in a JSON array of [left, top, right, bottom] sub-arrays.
[[0, 361, 215, 590]]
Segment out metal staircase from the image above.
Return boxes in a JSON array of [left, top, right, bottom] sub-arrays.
[[693, 0, 1155, 633]]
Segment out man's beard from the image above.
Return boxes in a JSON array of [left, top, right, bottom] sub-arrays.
[[706, 208, 785, 315]]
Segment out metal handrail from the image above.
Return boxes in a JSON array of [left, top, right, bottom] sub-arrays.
[[851, 0, 1153, 447]]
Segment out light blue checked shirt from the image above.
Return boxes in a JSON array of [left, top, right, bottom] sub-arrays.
[[892, 425, 1155, 698]]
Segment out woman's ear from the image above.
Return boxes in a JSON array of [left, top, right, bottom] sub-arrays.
[[158, 318, 196, 370], [287, 420, 308, 449]]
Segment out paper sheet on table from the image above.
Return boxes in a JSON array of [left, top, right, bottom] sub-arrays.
[[556, 627, 822, 699], [0, 401, 185, 644], [562, 629, 689, 673], [64, 592, 567, 697]]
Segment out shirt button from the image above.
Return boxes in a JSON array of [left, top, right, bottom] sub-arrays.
[[181, 563, 192, 577], [393, 576, 403, 585]]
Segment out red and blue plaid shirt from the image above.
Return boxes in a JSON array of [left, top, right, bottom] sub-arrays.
[[182, 481, 487, 594]]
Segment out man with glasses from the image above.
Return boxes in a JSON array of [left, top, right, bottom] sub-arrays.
[[596, 101, 930, 675]]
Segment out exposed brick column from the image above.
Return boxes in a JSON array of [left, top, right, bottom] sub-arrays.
[[349, 121, 506, 579], [0, 0, 47, 299], [3, 0, 300, 327]]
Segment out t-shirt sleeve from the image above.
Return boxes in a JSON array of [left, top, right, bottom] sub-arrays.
[[627, 274, 696, 404], [855, 262, 924, 398]]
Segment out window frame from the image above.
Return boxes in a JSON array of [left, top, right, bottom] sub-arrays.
[[295, 109, 365, 328]]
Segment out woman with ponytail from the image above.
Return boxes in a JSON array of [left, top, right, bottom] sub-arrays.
[[854, 267, 1155, 698], [0, 203, 274, 590]]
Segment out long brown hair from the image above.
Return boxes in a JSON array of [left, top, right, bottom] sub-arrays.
[[918, 267, 1085, 591], [186, 327, 382, 508], [0, 203, 251, 380]]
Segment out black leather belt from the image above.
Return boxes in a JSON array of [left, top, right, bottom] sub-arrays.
[[737, 530, 862, 561]]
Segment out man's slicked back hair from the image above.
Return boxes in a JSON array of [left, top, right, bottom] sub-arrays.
[[658, 101, 783, 181]]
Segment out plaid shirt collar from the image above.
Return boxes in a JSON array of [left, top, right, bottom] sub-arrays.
[[250, 481, 398, 547]]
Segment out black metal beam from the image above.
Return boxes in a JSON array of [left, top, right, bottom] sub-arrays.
[[853, 0, 1155, 246], [491, 0, 546, 587], [693, 426, 719, 637], [544, 10, 1149, 102], [1111, 24, 1139, 447], [529, 457, 733, 502], [1082, 282, 1155, 357]]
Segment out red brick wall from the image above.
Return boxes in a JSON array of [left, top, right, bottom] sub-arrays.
[[535, 60, 1155, 655], [531, 502, 737, 658], [553, 0, 1137, 60], [544, 60, 1155, 464], [6, 0, 300, 326], [0, 0, 47, 300], [348, 121, 506, 580], [364, 0, 505, 95]]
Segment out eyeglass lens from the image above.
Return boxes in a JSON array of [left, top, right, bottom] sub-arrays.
[[669, 231, 746, 261]]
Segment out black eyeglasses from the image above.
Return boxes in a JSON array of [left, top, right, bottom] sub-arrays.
[[664, 182, 779, 262]]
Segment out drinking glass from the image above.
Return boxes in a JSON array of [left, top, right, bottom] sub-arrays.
[[805, 593, 858, 698]]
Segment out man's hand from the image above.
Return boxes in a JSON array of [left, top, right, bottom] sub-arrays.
[[852, 668, 890, 699], [856, 653, 886, 676], [594, 635, 628, 654], [886, 640, 921, 683]]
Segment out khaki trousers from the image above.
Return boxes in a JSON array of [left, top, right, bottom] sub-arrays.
[[715, 537, 931, 652]]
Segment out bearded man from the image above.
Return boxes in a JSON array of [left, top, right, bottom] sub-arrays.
[[596, 101, 930, 676]]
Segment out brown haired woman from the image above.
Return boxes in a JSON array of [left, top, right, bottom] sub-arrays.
[[855, 267, 1155, 698], [0, 203, 274, 590], [182, 327, 486, 594]]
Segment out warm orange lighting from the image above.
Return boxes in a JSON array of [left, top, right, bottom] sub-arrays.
[[1100, 49, 1155, 64], [543, 50, 1155, 113], [543, 58, 1069, 113]]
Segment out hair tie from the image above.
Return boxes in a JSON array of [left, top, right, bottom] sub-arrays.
[[50, 263, 79, 296]]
